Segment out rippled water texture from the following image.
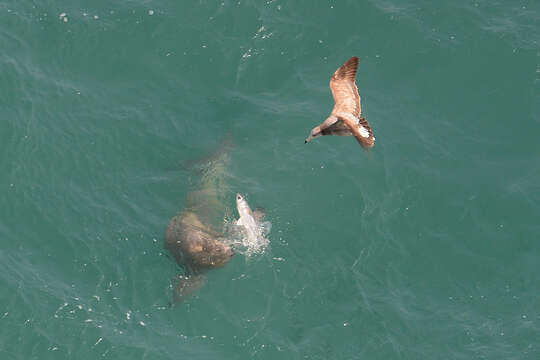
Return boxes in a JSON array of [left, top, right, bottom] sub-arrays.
[[1, 0, 539, 359]]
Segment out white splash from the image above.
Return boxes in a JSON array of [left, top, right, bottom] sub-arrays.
[[225, 194, 271, 258]]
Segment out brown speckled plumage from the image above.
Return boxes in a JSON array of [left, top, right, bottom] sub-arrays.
[[306, 56, 375, 149]]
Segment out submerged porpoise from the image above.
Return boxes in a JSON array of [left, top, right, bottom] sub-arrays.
[[305, 56, 375, 149], [165, 139, 234, 303]]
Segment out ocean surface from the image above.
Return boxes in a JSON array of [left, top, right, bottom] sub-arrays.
[[1, 1, 539, 359]]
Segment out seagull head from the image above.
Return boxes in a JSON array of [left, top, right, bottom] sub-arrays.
[[305, 126, 322, 143]]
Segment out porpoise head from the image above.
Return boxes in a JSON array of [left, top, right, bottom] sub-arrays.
[[203, 240, 235, 266]]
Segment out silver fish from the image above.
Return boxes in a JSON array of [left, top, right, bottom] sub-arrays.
[[234, 193, 270, 256]]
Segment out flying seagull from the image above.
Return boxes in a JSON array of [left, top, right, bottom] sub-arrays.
[[305, 56, 375, 149]]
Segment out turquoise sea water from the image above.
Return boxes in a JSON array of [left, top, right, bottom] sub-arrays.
[[1, 1, 539, 359]]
